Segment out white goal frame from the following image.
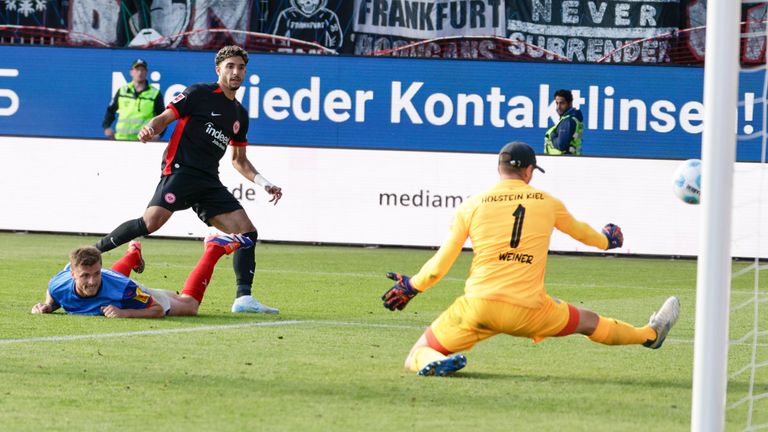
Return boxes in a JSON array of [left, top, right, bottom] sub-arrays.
[[690, 0, 741, 430]]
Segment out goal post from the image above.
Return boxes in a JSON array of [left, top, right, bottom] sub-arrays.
[[690, 0, 741, 430]]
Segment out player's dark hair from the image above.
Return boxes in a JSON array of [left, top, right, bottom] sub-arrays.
[[554, 89, 573, 103], [70, 246, 102, 268], [215, 45, 249, 66]]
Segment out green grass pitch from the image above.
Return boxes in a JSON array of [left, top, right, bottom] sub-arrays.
[[0, 232, 764, 431]]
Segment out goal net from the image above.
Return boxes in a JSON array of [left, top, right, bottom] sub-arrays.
[[726, 46, 768, 432]]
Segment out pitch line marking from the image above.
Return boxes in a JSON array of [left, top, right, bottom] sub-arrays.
[[0, 320, 423, 345], [1, 320, 761, 348]]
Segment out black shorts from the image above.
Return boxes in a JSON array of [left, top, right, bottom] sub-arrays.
[[147, 172, 243, 225]]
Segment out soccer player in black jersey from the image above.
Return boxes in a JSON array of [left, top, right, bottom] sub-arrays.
[[94, 45, 281, 314]]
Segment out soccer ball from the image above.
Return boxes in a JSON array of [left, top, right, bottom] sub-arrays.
[[672, 159, 701, 204]]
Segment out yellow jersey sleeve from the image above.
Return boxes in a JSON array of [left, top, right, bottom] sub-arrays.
[[410, 208, 470, 292], [551, 195, 609, 250]]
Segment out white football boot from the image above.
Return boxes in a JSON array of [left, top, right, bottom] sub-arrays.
[[231, 295, 279, 314], [643, 296, 681, 349]]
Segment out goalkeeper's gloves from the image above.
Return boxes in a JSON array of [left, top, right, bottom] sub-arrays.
[[382, 272, 419, 311], [602, 223, 624, 249]]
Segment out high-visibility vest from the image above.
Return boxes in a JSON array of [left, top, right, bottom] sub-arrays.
[[544, 112, 583, 155], [114, 83, 160, 140]]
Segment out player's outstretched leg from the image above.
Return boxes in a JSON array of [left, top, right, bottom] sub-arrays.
[[585, 296, 680, 348], [180, 234, 254, 306], [94, 218, 150, 253], [643, 296, 681, 349]]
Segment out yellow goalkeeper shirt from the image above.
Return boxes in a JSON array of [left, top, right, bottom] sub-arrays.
[[410, 179, 609, 308]]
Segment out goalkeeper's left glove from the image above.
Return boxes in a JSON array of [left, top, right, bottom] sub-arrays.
[[382, 272, 419, 311], [602, 223, 624, 249]]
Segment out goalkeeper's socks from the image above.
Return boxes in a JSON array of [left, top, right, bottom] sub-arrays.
[[411, 347, 448, 372], [587, 316, 656, 346], [95, 218, 149, 252], [110, 248, 142, 277], [181, 245, 227, 303]]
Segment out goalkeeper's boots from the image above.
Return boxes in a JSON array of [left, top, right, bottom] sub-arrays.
[[204, 233, 254, 255], [231, 295, 280, 315], [127, 240, 145, 274], [418, 354, 467, 377], [643, 296, 681, 349]]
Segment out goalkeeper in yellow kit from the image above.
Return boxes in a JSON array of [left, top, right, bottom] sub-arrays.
[[381, 141, 681, 376]]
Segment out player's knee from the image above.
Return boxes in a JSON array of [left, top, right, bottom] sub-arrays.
[[403, 355, 413, 370], [143, 216, 164, 232], [144, 222, 158, 233], [142, 207, 171, 232], [575, 309, 600, 335], [180, 302, 200, 316]]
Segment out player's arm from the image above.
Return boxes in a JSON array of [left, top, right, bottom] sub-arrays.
[[554, 199, 622, 250], [101, 302, 164, 319], [410, 235, 465, 292], [138, 109, 176, 143], [31, 291, 60, 314], [231, 146, 283, 205], [102, 284, 165, 318], [382, 211, 468, 311]]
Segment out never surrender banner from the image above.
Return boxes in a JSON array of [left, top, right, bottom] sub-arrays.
[[505, 0, 681, 63]]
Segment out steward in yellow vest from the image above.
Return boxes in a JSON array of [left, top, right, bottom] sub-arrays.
[[544, 89, 584, 155], [102, 59, 164, 141]]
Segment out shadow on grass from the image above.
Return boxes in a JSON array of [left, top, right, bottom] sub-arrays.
[[165, 313, 285, 324], [457, 371, 693, 390]]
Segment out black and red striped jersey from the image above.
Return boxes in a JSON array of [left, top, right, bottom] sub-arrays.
[[163, 83, 249, 177]]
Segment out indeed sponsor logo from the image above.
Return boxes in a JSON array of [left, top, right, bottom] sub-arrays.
[[205, 122, 230, 150]]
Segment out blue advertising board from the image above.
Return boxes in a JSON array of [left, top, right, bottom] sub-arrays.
[[0, 45, 763, 161]]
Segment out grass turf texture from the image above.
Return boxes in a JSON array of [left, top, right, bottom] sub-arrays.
[[0, 232, 764, 431]]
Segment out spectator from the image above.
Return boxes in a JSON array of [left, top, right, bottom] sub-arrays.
[[102, 58, 164, 140], [544, 89, 584, 155]]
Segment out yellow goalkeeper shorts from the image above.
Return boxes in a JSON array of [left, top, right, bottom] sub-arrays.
[[427, 295, 580, 354]]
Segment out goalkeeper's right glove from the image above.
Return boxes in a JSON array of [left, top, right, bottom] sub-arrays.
[[381, 272, 419, 311], [602, 223, 624, 249]]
